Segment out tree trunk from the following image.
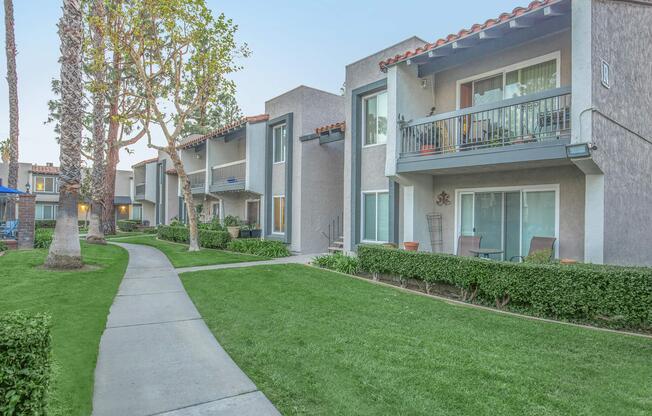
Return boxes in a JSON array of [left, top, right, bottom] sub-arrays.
[[168, 148, 199, 251], [4, 0, 18, 219], [46, 0, 83, 269], [86, 0, 106, 244]]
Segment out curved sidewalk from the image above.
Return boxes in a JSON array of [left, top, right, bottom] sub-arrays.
[[92, 243, 280, 416]]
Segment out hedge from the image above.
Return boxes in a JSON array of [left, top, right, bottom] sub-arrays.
[[34, 229, 53, 249], [35, 220, 87, 229], [157, 225, 231, 249], [117, 220, 139, 232], [313, 252, 360, 274], [357, 245, 652, 330], [0, 312, 52, 415], [227, 238, 290, 258]]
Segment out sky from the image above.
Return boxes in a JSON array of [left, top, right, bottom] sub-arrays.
[[0, 0, 523, 170]]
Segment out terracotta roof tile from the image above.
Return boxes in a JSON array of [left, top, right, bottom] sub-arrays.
[[379, 0, 557, 71], [315, 121, 345, 135], [178, 114, 270, 150], [30, 164, 60, 175], [165, 168, 177, 175], [131, 157, 158, 168]]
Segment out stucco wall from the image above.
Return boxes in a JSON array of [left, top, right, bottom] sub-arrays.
[[344, 36, 427, 251], [590, 0, 652, 265], [165, 173, 179, 223], [246, 122, 266, 194], [141, 200, 156, 225], [0, 162, 30, 191], [114, 170, 132, 197], [431, 165, 585, 260], [434, 30, 572, 114], [360, 145, 388, 191]]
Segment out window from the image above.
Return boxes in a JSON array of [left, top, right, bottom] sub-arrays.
[[459, 54, 559, 108], [273, 124, 287, 163], [272, 196, 285, 234], [362, 191, 389, 242], [132, 205, 142, 221], [363, 91, 388, 146], [36, 204, 57, 220], [34, 176, 57, 193], [211, 201, 221, 220]]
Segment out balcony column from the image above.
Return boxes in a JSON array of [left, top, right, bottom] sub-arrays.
[[584, 174, 604, 264], [400, 173, 434, 251]]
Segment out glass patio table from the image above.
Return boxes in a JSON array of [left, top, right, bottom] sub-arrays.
[[469, 248, 504, 259]]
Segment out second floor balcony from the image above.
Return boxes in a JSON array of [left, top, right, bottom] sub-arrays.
[[210, 160, 246, 193], [397, 87, 571, 173], [187, 170, 206, 194]]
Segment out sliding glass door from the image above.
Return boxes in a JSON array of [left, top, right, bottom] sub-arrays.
[[458, 187, 557, 260]]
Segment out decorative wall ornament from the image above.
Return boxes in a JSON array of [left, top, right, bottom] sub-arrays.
[[435, 191, 451, 206]]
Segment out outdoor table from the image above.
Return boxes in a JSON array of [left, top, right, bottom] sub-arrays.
[[469, 248, 504, 259]]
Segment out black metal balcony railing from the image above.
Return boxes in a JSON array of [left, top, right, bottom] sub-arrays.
[[211, 160, 246, 192], [135, 183, 146, 198], [188, 170, 206, 192], [400, 87, 571, 157]]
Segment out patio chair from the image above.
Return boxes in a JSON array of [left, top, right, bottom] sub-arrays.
[[3, 220, 17, 239], [457, 235, 481, 257], [510, 236, 556, 262]]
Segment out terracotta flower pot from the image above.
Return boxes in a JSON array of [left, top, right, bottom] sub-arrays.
[[403, 241, 419, 251], [227, 226, 240, 239]]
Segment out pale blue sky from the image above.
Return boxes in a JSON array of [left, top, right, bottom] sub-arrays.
[[0, 0, 522, 169]]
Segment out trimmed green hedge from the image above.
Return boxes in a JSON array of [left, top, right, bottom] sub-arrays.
[[0, 312, 52, 415], [34, 229, 53, 249], [357, 245, 652, 329], [313, 252, 360, 275], [117, 220, 139, 232], [35, 220, 88, 229], [158, 225, 231, 249], [227, 239, 290, 258]]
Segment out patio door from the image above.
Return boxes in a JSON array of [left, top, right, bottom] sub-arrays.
[[458, 188, 557, 260]]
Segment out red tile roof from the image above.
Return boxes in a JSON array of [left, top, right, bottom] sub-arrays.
[[30, 164, 60, 175], [379, 0, 558, 71], [178, 114, 270, 150], [131, 157, 158, 168], [316, 122, 345, 135]]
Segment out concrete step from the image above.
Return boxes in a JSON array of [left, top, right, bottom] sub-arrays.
[[331, 240, 344, 247], [328, 246, 344, 253]]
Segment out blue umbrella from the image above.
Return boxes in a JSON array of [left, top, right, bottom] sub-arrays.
[[0, 185, 23, 194]]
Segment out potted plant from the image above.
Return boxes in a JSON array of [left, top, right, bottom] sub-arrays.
[[239, 222, 252, 238], [403, 241, 419, 251], [250, 223, 262, 238], [224, 215, 241, 239]]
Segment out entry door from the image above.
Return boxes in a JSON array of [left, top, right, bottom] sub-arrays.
[[246, 200, 260, 227]]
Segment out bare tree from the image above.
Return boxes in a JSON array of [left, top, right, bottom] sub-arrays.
[[45, 0, 83, 269]]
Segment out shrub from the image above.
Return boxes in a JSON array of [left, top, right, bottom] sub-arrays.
[[34, 229, 53, 249], [0, 312, 52, 415], [223, 215, 240, 227], [227, 238, 290, 258], [524, 249, 554, 264], [198, 218, 224, 232], [157, 225, 231, 249], [357, 245, 652, 330], [313, 252, 360, 275], [117, 220, 139, 232], [0, 241, 7, 252], [141, 227, 157, 234]]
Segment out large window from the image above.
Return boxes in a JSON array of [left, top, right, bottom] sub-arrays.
[[34, 176, 57, 193], [272, 195, 285, 234], [362, 191, 389, 242], [363, 91, 388, 146], [273, 124, 287, 163], [459, 54, 559, 108], [36, 204, 57, 220]]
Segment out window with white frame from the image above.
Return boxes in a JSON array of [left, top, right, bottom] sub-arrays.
[[273, 124, 287, 163], [363, 91, 388, 146], [362, 191, 389, 242], [35, 204, 58, 220], [34, 176, 57, 193], [459, 54, 559, 108], [272, 195, 285, 234], [131, 204, 142, 221], [211, 201, 221, 220]]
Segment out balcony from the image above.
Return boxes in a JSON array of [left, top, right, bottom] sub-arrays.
[[135, 183, 146, 200], [210, 160, 246, 193], [397, 87, 572, 173], [187, 170, 206, 194]]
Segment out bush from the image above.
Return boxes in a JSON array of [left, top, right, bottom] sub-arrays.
[[198, 218, 224, 232], [357, 245, 652, 330], [34, 229, 53, 249], [227, 238, 290, 258], [313, 252, 360, 275], [0, 241, 7, 252], [117, 220, 139, 232], [141, 226, 157, 234], [0, 312, 52, 415], [524, 249, 554, 264], [223, 215, 240, 227], [157, 225, 231, 249]]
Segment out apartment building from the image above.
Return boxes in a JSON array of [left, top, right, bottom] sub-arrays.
[[343, 0, 652, 265], [0, 161, 135, 222]]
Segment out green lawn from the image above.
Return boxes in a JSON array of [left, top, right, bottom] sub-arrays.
[[0, 243, 128, 416], [115, 236, 268, 268], [182, 264, 652, 416], [104, 231, 152, 239]]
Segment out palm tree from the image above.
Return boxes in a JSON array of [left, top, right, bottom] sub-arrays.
[[86, 0, 106, 244], [4, 0, 18, 219], [45, 0, 83, 269]]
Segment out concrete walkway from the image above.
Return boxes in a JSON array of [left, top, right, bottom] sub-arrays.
[[92, 243, 280, 416], [176, 253, 316, 274]]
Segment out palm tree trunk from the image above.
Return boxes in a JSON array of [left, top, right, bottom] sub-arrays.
[[46, 0, 83, 269], [168, 149, 199, 251], [4, 0, 18, 219], [86, 0, 106, 244]]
